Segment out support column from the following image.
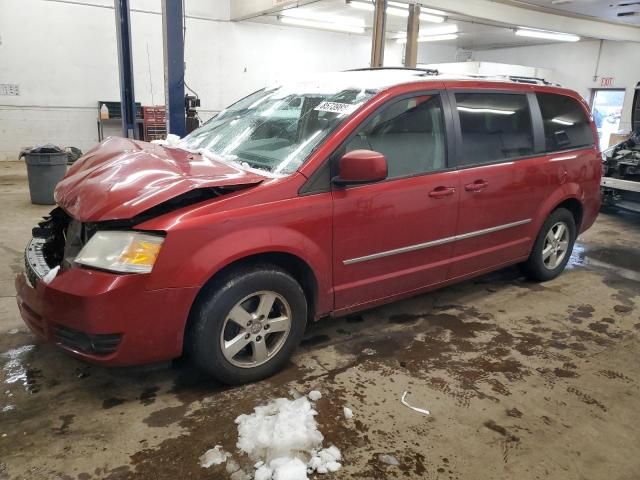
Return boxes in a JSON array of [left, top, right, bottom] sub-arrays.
[[370, 0, 387, 68], [114, 0, 137, 138], [162, 0, 186, 137], [404, 3, 420, 68]]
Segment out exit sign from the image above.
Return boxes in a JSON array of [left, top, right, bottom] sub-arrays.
[[600, 77, 615, 87]]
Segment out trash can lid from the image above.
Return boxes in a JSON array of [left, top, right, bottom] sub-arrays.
[[19, 144, 65, 159]]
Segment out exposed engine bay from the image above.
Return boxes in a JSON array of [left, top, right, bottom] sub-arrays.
[[601, 130, 640, 212], [603, 130, 640, 179], [600, 82, 640, 213]]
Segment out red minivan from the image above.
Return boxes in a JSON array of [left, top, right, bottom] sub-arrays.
[[16, 69, 601, 384]]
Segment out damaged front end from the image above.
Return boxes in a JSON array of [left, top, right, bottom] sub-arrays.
[[25, 186, 242, 287]]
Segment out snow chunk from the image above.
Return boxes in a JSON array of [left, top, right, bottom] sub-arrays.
[[255, 464, 273, 480], [235, 396, 342, 479], [309, 445, 342, 474], [343, 407, 353, 419], [42, 266, 60, 284], [199, 445, 229, 467], [379, 454, 400, 465], [151, 133, 181, 146], [307, 390, 322, 401], [270, 457, 307, 480]]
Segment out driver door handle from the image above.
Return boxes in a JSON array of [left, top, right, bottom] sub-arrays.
[[429, 186, 456, 199], [464, 179, 489, 192]]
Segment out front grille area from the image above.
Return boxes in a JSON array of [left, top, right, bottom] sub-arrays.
[[53, 325, 122, 356], [24, 252, 39, 288]]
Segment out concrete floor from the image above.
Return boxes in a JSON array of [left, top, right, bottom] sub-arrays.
[[1, 161, 639, 480]]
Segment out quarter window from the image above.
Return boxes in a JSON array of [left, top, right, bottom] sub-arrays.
[[536, 93, 594, 152], [344, 94, 447, 179], [455, 93, 534, 166]]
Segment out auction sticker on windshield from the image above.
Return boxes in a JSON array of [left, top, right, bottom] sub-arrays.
[[314, 101, 361, 115]]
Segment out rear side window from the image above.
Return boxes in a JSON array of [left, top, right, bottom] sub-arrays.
[[536, 93, 594, 152], [344, 94, 447, 179], [455, 93, 534, 166]]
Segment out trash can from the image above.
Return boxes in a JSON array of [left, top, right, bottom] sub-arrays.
[[20, 144, 68, 205]]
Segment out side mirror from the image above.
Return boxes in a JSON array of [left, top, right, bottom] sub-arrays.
[[333, 149, 387, 187]]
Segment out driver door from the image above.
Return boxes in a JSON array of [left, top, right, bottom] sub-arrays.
[[331, 92, 460, 311]]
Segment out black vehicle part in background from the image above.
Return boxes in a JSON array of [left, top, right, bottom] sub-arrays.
[[185, 94, 201, 134], [632, 81, 640, 132]]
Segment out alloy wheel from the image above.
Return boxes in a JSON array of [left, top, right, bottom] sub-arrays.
[[220, 291, 292, 368], [542, 221, 570, 270]]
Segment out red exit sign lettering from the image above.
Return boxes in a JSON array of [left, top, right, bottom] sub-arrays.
[[600, 77, 614, 87]]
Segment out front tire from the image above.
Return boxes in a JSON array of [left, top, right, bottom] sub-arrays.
[[188, 265, 307, 385], [520, 208, 576, 282]]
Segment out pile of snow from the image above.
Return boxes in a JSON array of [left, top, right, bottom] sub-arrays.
[[235, 392, 342, 480]]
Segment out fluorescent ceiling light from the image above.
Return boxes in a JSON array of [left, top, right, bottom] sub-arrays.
[[422, 7, 447, 16], [552, 118, 574, 125], [419, 13, 445, 23], [458, 106, 516, 115], [279, 17, 365, 34], [348, 1, 374, 12], [387, 6, 409, 17], [423, 24, 458, 35], [396, 33, 458, 43], [394, 24, 457, 38], [515, 28, 580, 42], [281, 8, 365, 27]]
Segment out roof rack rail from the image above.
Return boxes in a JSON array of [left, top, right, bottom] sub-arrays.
[[344, 67, 560, 86], [345, 67, 440, 76], [506, 75, 559, 86], [437, 71, 561, 87]]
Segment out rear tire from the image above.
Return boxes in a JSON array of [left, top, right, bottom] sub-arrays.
[[188, 264, 307, 385], [520, 208, 576, 282]]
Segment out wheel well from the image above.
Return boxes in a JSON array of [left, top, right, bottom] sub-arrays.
[[183, 252, 319, 354], [554, 198, 583, 230]]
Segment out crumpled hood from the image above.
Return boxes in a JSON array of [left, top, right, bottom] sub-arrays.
[[54, 137, 265, 222]]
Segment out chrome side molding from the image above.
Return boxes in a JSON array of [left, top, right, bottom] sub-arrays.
[[343, 219, 532, 265]]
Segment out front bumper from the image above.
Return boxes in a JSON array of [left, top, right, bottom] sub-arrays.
[[16, 239, 199, 366]]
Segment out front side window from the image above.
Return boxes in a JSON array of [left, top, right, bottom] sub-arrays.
[[456, 93, 534, 166], [344, 94, 447, 179], [537, 93, 595, 152], [180, 85, 375, 175]]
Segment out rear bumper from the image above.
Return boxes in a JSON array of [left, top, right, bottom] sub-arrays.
[[15, 265, 198, 366]]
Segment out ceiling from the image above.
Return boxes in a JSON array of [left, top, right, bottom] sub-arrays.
[[247, 0, 587, 49], [506, 0, 640, 26]]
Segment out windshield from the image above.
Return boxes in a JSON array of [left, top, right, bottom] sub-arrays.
[[180, 84, 375, 175]]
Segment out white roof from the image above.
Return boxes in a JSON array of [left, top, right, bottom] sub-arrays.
[[265, 69, 557, 96]]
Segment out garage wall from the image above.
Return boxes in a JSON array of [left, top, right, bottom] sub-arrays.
[[416, 44, 458, 65], [0, 0, 402, 160], [472, 40, 640, 132]]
